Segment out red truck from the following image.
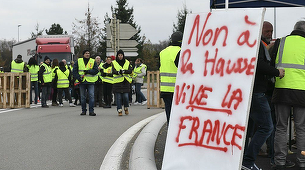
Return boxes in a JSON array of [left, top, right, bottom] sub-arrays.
[[12, 35, 75, 64]]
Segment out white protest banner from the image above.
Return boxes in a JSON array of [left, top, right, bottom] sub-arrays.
[[162, 8, 265, 170]]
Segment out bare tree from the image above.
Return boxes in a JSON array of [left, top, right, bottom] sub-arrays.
[[72, 3, 102, 57]]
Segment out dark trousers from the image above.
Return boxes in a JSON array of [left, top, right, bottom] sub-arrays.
[[58, 88, 72, 104], [30, 81, 39, 104], [103, 82, 113, 106], [41, 85, 51, 106], [243, 93, 274, 167], [94, 82, 103, 105], [52, 88, 57, 103], [162, 93, 174, 124]]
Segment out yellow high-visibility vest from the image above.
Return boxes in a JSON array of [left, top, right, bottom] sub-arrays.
[[11, 61, 24, 73], [159, 46, 180, 92], [112, 60, 132, 83], [102, 65, 114, 84], [27, 65, 39, 81], [56, 69, 70, 88], [133, 64, 146, 79], [41, 63, 52, 83], [275, 35, 305, 90], [97, 63, 104, 81], [78, 58, 98, 83]]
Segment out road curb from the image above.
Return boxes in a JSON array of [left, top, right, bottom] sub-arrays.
[[100, 112, 164, 170], [129, 112, 166, 170]]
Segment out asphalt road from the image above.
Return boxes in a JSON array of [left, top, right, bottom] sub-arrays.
[[0, 100, 163, 170]]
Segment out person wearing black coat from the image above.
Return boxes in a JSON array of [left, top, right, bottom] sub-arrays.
[[112, 50, 133, 116]]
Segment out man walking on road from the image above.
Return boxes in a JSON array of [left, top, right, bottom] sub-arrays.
[[73, 50, 98, 116]]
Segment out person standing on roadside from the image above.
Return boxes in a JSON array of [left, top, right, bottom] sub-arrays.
[[132, 58, 147, 105], [271, 21, 305, 170], [101, 56, 114, 108], [94, 55, 104, 107], [54, 61, 75, 107], [27, 57, 40, 104], [38, 56, 52, 108], [73, 50, 98, 116], [159, 31, 183, 124], [112, 50, 133, 116], [241, 26, 285, 170], [51, 59, 59, 106]]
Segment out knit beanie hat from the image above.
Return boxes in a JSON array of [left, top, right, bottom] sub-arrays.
[[44, 56, 50, 61]]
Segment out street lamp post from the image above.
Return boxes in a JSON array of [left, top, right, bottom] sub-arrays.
[[18, 24, 21, 42]]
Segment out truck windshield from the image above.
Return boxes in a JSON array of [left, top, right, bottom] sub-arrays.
[[38, 52, 72, 63]]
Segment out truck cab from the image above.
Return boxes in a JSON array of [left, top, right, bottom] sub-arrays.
[[36, 36, 74, 64]]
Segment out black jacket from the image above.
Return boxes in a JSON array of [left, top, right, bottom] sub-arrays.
[[252, 42, 280, 93]]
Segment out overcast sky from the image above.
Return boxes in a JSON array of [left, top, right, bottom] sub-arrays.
[[0, 0, 304, 44]]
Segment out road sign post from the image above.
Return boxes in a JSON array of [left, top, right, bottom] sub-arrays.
[[106, 18, 139, 57]]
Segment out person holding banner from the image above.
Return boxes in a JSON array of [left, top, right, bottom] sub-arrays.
[[271, 21, 305, 170], [242, 31, 285, 170], [159, 31, 183, 124]]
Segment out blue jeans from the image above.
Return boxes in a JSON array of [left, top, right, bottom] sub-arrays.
[[79, 84, 95, 113], [243, 93, 274, 167], [41, 85, 51, 106], [135, 83, 146, 103], [115, 92, 129, 111], [30, 81, 39, 104]]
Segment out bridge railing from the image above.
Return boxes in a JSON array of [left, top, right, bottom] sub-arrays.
[[0, 73, 31, 109]]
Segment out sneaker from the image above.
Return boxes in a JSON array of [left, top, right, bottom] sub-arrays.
[[89, 112, 96, 116], [42, 105, 49, 108], [69, 103, 76, 107], [52, 102, 59, 106], [59, 104, 64, 107], [103, 105, 111, 108], [124, 107, 129, 115], [134, 102, 140, 105], [118, 109, 123, 116], [242, 164, 262, 170], [80, 112, 86, 116], [141, 100, 147, 105], [285, 160, 295, 168]]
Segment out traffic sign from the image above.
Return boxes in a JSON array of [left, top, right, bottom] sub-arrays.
[[106, 19, 139, 57]]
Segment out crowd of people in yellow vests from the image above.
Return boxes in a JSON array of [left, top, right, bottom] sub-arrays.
[[4, 49, 147, 116]]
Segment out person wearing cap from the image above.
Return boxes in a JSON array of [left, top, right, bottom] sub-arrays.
[[10, 55, 28, 73], [112, 49, 133, 116], [53, 61, 75, 107], [73, 50, 98, 116], [159, 31, 183, 124], [38, 56, 52, 108]]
